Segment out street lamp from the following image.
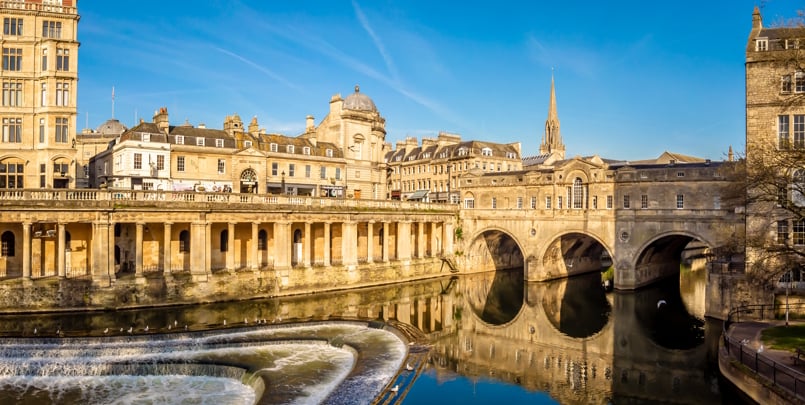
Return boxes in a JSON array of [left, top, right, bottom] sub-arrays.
[[281, 171, 286, 195]]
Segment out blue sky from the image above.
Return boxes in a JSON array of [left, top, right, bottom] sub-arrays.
[[77, 1, 802, 161]]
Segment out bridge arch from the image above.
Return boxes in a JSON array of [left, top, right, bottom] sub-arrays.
[[465, 226, 525, 273], [629, 230, 713, 289], [530, 230, 614, 281]]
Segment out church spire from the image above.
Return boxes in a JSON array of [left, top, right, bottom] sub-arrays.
[[540, 71, 565, 159]]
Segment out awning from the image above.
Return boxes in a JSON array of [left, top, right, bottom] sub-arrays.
[[407, 190, 429, 200]]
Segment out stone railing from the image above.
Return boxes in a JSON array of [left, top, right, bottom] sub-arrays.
[[0, 0, 77, 14], [0, 189, 457, 213]]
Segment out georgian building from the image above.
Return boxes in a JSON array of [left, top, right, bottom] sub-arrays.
[[744, 7, 805, 281], [88, 86, 391, 198], [385, 132, 522, 203], [0, 0, 79, 189]]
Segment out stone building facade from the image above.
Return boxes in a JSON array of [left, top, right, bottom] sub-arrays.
[[385, 132, 522, 203], [0, 0, 78, 189], [745, 7, 805, 282]]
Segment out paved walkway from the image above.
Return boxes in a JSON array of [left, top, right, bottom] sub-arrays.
[[727, 320, 805, 371]]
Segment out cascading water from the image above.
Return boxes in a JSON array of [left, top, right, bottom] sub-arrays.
[[0, 322, 406, 405]]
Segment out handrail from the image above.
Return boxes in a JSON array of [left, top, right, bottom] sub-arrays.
[[723, 302, 805, 401]]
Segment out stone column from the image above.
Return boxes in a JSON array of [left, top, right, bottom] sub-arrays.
[[342, 221, 358, 266], [190, 221, 207, 277], [91, 221, 111, 285], [134, 222, 144, 277], [444, 222, 454, 256], [21, 222, 31, 278], [430, 222, 439, 257], [397, 221, 411, 261], [226, 222, 235, 271], [57, 222, 66, 278], [163, 222, 172, 274], [303, 222, 312, 267], [323, 222, 331, 266], [107, 221, 116, 282], [382, 222, 389, 262], [367, 221, 374, 263], [417, 221, 425, 259], [274, 221, 291, 270], [251, 222, 259, 270], [205, 222, 212, 273]]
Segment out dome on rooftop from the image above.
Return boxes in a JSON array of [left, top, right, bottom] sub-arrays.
[[96, 118, 127, 136], [343, 85, 377, 112]]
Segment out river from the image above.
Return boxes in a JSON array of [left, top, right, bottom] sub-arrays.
[[0, 263, 738, 404]]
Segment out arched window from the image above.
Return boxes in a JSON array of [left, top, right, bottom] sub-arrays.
[[258, 229, 267, 250], [0, 158, 24, 188], [220, 229, 228, 252], [572, 178, 584, 209], [179, 230, 190, 253], [1, 231, 14, 257]]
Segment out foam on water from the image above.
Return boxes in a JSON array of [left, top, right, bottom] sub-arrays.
[[0, 322, 406, 404]]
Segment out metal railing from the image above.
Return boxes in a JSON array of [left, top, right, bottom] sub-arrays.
[[723, 303, 805, 401]]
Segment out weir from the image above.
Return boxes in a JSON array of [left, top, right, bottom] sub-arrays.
[[0, 323, 407, 404]]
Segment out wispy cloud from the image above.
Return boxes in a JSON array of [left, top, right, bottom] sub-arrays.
[[212, 46, 300, 91], [352, 0, 399, 82]]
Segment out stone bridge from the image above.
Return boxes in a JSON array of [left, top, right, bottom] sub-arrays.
[[459, 205, 737, 289]]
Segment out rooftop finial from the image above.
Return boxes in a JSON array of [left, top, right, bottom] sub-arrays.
[[355, 85, 360, 93]]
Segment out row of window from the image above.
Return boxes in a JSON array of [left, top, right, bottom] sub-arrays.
[[2, 80, 71, 107], [777, 219, 805, 245], [778, 114, 805, 149], [394, 161, 515, 176], [2, 18, 62, 38], [1, 47, 70, 72], [0, 116, 71, 144], [464, 194, 697, 210], [0, 160, 72, 189]]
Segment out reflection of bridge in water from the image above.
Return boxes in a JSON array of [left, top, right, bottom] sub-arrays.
[[425, 270, 719, 404]]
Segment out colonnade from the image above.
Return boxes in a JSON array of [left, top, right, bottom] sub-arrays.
[[0, 217, 455, 284]]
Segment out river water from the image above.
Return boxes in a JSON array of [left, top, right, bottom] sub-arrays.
[[0, 264, 731, 404]]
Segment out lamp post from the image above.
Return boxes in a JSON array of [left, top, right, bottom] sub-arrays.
[[281, 171, 286, 195]]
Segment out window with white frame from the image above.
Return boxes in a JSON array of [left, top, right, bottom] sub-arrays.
[[491, 197, 497, 209], [56, 82, 69, 106], [2, 80, 21, 106], [795, 115, 805, 148], [244, 140, 252, 148], [797, 72, 805, 93], [756, 38, 768, 51], [215, 139, 224, 148], [176, 156, 185, 172], [133, 153, 142, 170], [531, 196, 537, 209], [623, 195, 630, 209], [464, 198, 475, 209], [780, 115, 791, 149], [326, 148, 333, 157], [546, 196, 552, 209], [217, 159, 225, 174], [481, 147, 492, 156], [676, 194, 684, 209], [607, 195, 613, 209], [641, 194, 648, 209], [783, 74, 793, 93], [778, 220, 790, 244], [270, 143, 278, 152], [175, 135, 184, 145], [303, 146, 310, 155], [795, 219, 805, 245], [196, 137, 205, 146], [287, 145, 294, 153]]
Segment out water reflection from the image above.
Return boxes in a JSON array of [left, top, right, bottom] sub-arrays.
[[0, 266, 720, 404]]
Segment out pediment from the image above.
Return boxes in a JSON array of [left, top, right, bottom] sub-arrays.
[[234, 147, 266, 158]]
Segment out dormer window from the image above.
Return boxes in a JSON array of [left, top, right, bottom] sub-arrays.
[[303, 146, 310, 155], [141, 133, 150, 142], [756, 38, 768, 51], [215, 139, 224, 148], [270, 143, 278, 152], [287, 145, 294, 154], [458, 148, 467, 156], [196, 137, 205, 146], [395, 156, 401, 161], [326, 148, 333, 157], [481, 147, 492, 156], [244, 140, 252, 148], [506, 152, 516, 159], [175, 135, 184, 145]]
